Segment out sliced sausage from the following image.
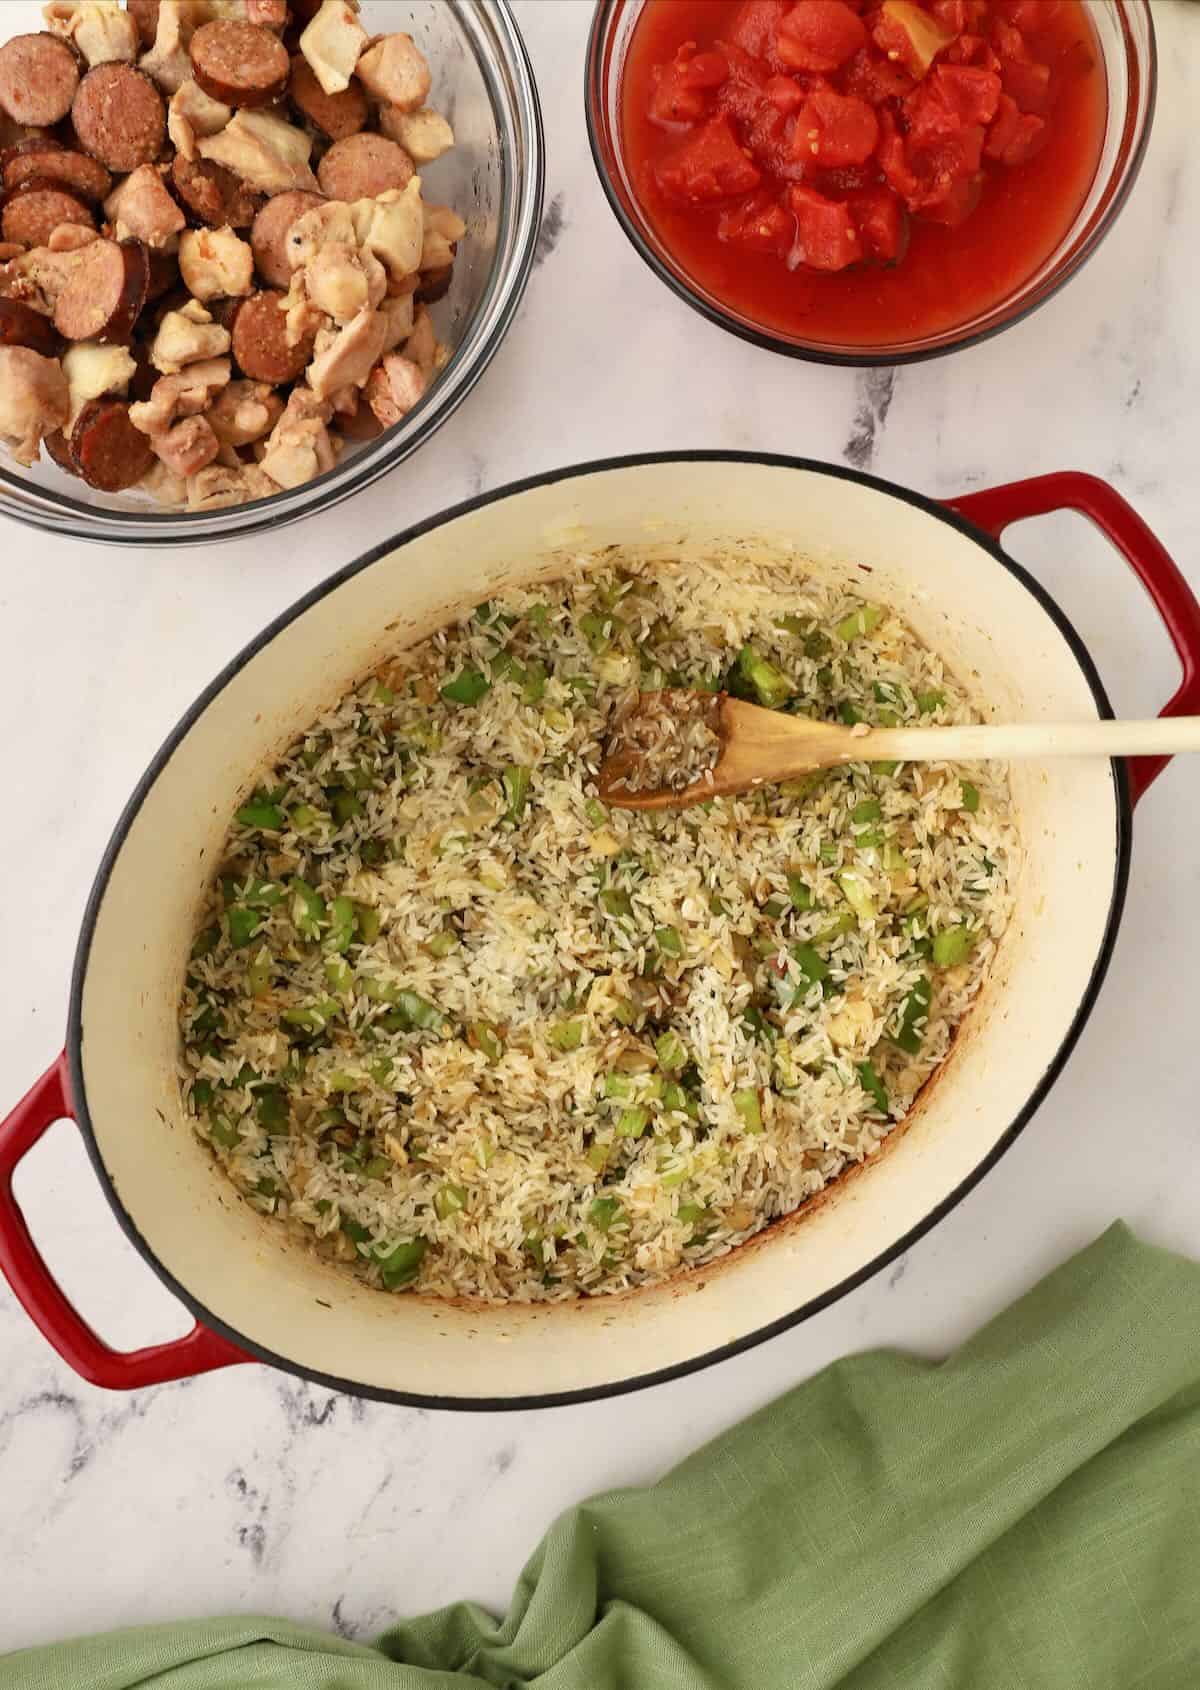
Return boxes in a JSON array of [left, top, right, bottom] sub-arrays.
[[415, 263, 453, 305], [54, 237, 149, 343], [171, 153, 263, 229], [1, 178, 95, 248], [288, 54, 367, 141], [145, 245, 180, 303], [317, 133, 413, 201], [2, 140, 112, 203], [0, 295, 62, 356], [43, 427, 80, 476], [127, 2, 162, 50], [0, 35, 81, 129], [250, 187, 323, 287], [230, 287, 314, 383], [190, 21, 289, 109], [70, 395, 155, 490], [72, 64, 165, 173]]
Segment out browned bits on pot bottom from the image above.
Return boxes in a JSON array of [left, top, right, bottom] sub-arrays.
[[250, 188, 324, 288], [71, 63, 166, 175], [0, 33, 80, 128], [190, 20, 290, 110], [231, 288, 314, 384], [316, 133, 414, 201], [70, 395, 156, 491]]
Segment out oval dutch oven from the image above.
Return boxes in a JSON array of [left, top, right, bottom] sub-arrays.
[[2, 456, 1198, 1408]]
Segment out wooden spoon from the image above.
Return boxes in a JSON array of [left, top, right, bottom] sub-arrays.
[[596, 690, 1200, 812]]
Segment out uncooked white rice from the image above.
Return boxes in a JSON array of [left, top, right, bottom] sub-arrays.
[[178, 553, 1019, 1303]]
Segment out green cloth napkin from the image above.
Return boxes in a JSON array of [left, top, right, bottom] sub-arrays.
[[6, 1221, 1200, 1689]]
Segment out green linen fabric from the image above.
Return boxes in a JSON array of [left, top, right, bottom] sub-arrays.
[[5, 1221, 1199, 1690]]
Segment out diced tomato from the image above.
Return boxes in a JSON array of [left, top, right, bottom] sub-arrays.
[[785, 183, 863, 269], [648, 44, 730, 127], [727, 0, 790, 63], [746, 99, 792, 173], [792, 86, 879, 166], [872, 1, 956, 79], [997, 0, 1060, 29], [776, 1, 868, 74], [917, 166, 982, 225], [717, 188, 795, 257], [933, 64, 1002, 124], [846, 186, 908, 262], [656, 115, 763, 203], [842, 45, 915, 104], [764, 74, 806, 115], [713, 39, 770, 126], [812, 162, 877, 196], [877, 107, 923, 201], [946, 33, 1001, 73], [985, 91, 1046, 165], [990, 20, 1026, 62], [930, 0, 987, 33], [1001, 55, 1052, 115]]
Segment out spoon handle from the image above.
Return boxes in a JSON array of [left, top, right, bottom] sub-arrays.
[[864, 717, 1200, 763]]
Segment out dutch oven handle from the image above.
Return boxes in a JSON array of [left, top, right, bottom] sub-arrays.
[[945, 472, 1200, 806], [0, 1054, 248, 1389]]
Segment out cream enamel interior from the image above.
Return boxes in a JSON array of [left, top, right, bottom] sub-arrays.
[[75, 461, 1120, 1401]]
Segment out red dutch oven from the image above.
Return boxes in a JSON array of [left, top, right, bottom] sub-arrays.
[[1, 457, 1197, 1408]]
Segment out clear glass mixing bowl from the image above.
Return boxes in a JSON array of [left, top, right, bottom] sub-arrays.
[[0, 0, 544, 543]]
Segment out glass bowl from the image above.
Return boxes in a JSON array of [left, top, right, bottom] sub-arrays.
[[0, 0, 544, 544], [585, 0, 1155, 367]]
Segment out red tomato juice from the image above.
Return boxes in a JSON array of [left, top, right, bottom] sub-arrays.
[[619, 0, 1108, 347]]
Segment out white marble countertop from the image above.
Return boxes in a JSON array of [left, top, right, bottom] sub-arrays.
[[2, 0, 1199, 1657]]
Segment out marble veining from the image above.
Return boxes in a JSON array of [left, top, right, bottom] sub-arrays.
[[1, 0, 1200, 1658]]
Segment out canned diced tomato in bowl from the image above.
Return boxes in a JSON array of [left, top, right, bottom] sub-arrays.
[[586, 0, 1156, 363]]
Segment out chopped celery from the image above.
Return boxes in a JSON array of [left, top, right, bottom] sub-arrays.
[[324, 956, 353, 994], [838, 701, 863, 726], [585, 1140, 610, 1173], [236, 795, 285, 832], [600, 887, 634, 920], [376, 1236, 427, 1290], [787, 872, 813, 911], [960, 781, 981, 813], [917, 689, 945, 715], [654, 925, 683, 958], [354, 903, 381, 944], [247, 946, 271, 996], [584, 798, 607, 826], [580, 610, 620, 652], [604, 1071, 635, 1102], [290, 878, 326, 939], [364, 1156, 393, 1181], [852, 798, 882, 823], [521, 661, 547, 706], [255, 1085, 287, 1131], [426, 929, 459, 959], [733, 1088, 763, 1132], [838, 869, 877, 921], [331, 790, 365, 825], [933, 926, 976, 967], [780, 772, 825, 801], [227, 906, 261, 949], [857, 1060, 888, 1115], [281, 997, 340, 1032], [440, 668, 491, 706], [815, 910, 856, 944], [502, 764, 532, 822], [326, 895, 356, 954], [616, 1106, 650, 1138], [289, 803, 328, 835], [549, 1018, 584, 1052], [792, 944, 828, 989], [894, 975, 932, 1054], [589, 1196, 622, 1232], [732, 644, 793, 709], [434, 1183, 467, 1220], [655, 1029, 688, 1072], [835, 604, 884, 642]]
